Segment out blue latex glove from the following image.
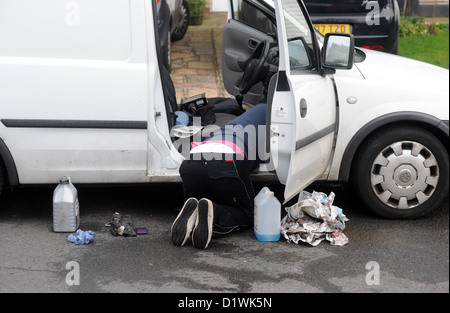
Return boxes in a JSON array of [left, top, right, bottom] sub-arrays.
[[68, 229, 95, 245], [175, 111, 189, 126]]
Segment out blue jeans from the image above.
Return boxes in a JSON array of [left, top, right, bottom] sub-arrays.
[[206, 103, 267, 171]]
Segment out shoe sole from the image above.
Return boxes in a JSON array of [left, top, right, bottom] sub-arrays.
[[171, 198, 198, 246], [192, 198, 213, 249]]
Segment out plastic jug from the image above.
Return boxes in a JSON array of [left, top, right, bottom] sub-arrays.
[[254, 187, 281, 242], [53, 176, 80, 232]]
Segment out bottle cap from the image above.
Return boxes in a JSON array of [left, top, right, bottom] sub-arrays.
[[60, 176, 70, 184]]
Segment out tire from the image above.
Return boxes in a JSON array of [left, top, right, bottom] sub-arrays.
[[0, 162, 4, 198], [171, 0, 190, 42], [351, 125, 449, 219]]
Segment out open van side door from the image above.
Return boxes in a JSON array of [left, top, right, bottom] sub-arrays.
[[269, 0, 338, 203]]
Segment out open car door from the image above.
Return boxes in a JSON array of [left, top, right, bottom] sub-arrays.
[[222, 0, 276, 105], [269, 0, 338, 203]]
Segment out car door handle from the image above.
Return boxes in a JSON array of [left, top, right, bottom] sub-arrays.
[[248, 39, 259, 49], [300, 98, 307, 118]]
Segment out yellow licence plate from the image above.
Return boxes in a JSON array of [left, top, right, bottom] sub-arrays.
[[314, 24, 351, 35]]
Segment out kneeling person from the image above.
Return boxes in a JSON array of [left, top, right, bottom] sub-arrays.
[[171, 103, 267, 249]]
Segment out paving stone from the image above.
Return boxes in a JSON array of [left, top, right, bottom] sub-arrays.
[[170, 13, 229, 100]]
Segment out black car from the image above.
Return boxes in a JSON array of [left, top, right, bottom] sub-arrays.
[[303, 0, 400, 54], [157, 0, 190, 71]]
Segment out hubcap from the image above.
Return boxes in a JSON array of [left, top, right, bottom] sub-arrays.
[[370, 141, 439, 210], [173, 5, 188, 37]]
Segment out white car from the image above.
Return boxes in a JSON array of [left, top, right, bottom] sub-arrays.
[[0, 0, 448, 220]]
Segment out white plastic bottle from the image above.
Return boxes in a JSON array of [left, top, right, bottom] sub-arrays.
[[53, 176, 80, 232], [254, 187, 281, 242]]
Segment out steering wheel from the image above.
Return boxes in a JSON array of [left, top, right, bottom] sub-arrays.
[[239, 40, 271, 95]]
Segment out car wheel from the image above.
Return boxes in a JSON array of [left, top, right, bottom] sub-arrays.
[[351, 126, 449, 219], [171, 0, 190, 42]]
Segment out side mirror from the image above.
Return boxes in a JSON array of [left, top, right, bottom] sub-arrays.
[[322, 33, 355, 70]]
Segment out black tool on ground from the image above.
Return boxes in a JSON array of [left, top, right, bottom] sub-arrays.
[[106, 213, 137, 237]]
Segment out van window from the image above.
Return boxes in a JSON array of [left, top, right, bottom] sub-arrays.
[[232, 0, 276, 34], [281, 0, 318, 71], [0, 0, 131, 61]]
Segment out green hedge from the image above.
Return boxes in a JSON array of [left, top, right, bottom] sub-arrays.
[[399, 17, 449, 37]]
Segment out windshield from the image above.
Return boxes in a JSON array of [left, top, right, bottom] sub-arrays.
[[256, 0, 325, 45]]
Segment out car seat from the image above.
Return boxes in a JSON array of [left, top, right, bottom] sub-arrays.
[[160, 65, 244, 128]]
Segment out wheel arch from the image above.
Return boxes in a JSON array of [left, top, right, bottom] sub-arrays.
[[0, 138, 19, 188], [338, 112, 449, 182]]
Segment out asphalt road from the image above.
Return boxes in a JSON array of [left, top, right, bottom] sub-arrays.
[[0, 182, 448, 295]]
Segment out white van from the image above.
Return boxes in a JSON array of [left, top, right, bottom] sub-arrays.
[[0, 0, 448, 219]]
